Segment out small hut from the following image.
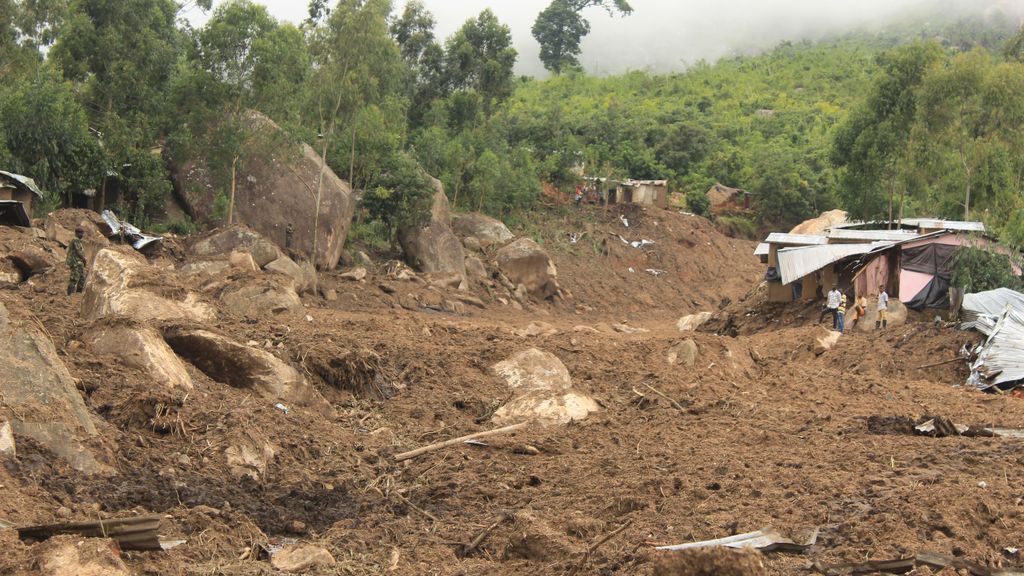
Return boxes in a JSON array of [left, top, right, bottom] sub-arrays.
[[0, 171, 44, 227]]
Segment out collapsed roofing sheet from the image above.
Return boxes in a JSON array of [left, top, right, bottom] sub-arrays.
[[777, 243, 882, 285], [763, 233, 828, 246], [969, 306, 1024, 391], [962, 288, 1024, 323], [101, 210, 163, 251]]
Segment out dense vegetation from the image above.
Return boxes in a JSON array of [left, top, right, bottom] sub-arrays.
[[0, 0, 1023, 244]]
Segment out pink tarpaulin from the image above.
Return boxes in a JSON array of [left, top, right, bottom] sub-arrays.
[[899, 269, 933, 302]]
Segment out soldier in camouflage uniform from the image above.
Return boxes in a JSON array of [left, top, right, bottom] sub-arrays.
[[66, 227, 86, 295]]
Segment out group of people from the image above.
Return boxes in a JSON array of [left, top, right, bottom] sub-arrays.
[[823, 284, 889, 334]]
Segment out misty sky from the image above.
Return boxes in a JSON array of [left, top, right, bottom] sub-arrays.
[[184, 0, 1023, 76]]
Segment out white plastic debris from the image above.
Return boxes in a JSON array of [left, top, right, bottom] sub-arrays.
[[275, 403, 290, 414], [620, 215, 629, 227]]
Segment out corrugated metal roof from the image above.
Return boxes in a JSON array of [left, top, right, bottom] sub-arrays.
[[0, 171, 44, 199], [900, 218, 985, 232], [753, 243, 769, 256], [969, 306, 1024, 390], [763, 233, 828, 246], [826, 228, 919, 242], [777, 243, 883, 285], [962, 288, 1024, 322]]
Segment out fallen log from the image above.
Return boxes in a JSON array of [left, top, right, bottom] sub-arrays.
[[916, 356, 966, 370], [17, 514, 166, 551], [394, 422, 529, 462]]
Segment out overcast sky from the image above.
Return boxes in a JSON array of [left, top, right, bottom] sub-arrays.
[[184, 0, 1024, 76]]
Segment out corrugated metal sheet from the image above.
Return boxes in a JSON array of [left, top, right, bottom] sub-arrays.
[[962, 288, 1024, 324], [0, 171, 44, 199], [827, 228, 919, 242], [763, 233, 828, 246], [102, 210, 163, 250], [777, 243, 882, 285], [753, 243, 769, 256], [901, 218, 985, 232], [969, 306, 1024, 390]]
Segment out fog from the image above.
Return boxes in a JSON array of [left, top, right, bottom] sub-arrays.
[[185, 0, 1024, 76]]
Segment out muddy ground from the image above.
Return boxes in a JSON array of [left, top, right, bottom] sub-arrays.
[[1, 205, 1022, 575]]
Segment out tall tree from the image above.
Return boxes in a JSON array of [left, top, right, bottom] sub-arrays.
[[444, 9, 516, 114], [532, 0, 631, 74], [390, 0, 445, 128]]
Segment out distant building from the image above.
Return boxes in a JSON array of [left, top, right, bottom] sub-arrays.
[[707, 183, 753, 212], [612, 179, 668, 209], [0, 171, 44, 227]]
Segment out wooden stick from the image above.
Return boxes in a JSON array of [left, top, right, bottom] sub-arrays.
[[916, 356, 966, 370], [567, 519, 633, 576], [643, 383, 686, 413], [458, 511, 514, 558], [395, 422, 529, 462]]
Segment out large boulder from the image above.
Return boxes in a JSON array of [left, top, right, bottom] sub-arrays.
[[83, 249, 215, 323], [677, 312, 713, 332], [170, 112, 356, 269], [0, 302, 108, 474], [221, 282, 302, 317], [452, 212, 515, 247], [264, 255, 317, 294], [163, 327, 334, 416], [190, 226, 283, 268], [494, 238, 560, 299], [84, 323, 193, 391], [491, 348, 598, 426], [397, 178, 466, 278]]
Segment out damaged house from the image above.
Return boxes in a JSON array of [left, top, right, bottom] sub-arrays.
[[0, 171, 44, 227]]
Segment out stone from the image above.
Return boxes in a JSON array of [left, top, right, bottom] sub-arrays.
[[442, 300, 467, 314], [45, 218, 75, 247], [677, 312, 713, 332], [515, 321, 558, 338], [84, 324, 193, 390], [221, 283, 302, 316], [613, 324, 650, 334], [265, 255, 317, 294], [172, 112, 355, 269], [9, 247, 55, 279], [225, 438, 277, 480], [180, 260, 231, 277], [397, 178, 466, 278], [426, 271, 465, 291], [462, 235, 481, 252], [83, 249, 215, 323], [339, 267, 367, 282], [465, 256, 488, 280], [452, 212, 515, 247], [456, 293, 486, 309], [667, 339, 699, 367], [163, 327, 334, 416], [323, 288, 338, 301], [36, 536, 132, 576], [0, 271, 21, 284], [271, 544, 336, 573], [813, 328, 842, 355], [0, 302, 108, 474], [573, 325, 600, 333], [189, 226, 283, 267], [514, 283, 530, 303], [494, 238, 560, 299], [491, 349, 598, 426], [0, 420, 14, 458], [228, 250, 258, 271]]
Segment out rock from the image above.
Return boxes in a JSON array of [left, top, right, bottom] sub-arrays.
[[0, 271, 22, 284], [813, 328, 842, 355], [9, 247, 55, 278], [573, 325, 600, 333], [0, 420, 14, 458], [613, 324, 649, 334], [163, 327, 334, 416], [286, 520, 307, 535], [514, 283, 529, 303], [45, 218, 75, 247], [83, 249, 215, 323], [189, 225, 283, 267], [397, 294, 419, 311], [221, 283, 302, 316], [465, 256, 488, 280], [494, 238, 560, 299], [515, 321, 558, 338], [180, 260, 231, 277], [271, 544, 336, 573], [456, 293, 486, 309], [36, 536, 132, 576], [667, 339, 699, 367], [426, 271, 465, 291], [83, 324, 193, 390], [265, 255, 317, 294], [677, 312, 713, 332], [0, 302, 108, 474], [397, 178, 466, 278], [171, 112, 355, 269], [356, 251, 372, 267], [452, 212, 515, 247], [462, 236, 481, 252], [442, 300, 467, 314], [323, 288, 338, 302], [339, 267, 367, 282], [225, 438, 277, 480], [491, 349, 599, 426], [228, 250, 258, 271]]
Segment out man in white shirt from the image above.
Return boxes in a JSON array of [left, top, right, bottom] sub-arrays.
[[825, 285, 841, 330], [876, 285, 889, 330]]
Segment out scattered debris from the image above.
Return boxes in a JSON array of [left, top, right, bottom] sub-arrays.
[[568, 519, 633, 576], [811, 551, 1024, 575], [458, 512, 515, 558], [101, 210, 162, 251], [914, 417, 1024, 439], [620, 215, 629, 227], [655, 526, 818, 553], [274, 403, 289, 414], [394, 422, 529, 462], [17, 515, 168, 551], [271, 543, 337, 573], [646, 268, 667, 277], [0, 420, 14, 458]]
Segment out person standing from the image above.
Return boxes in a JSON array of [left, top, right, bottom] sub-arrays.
[[66, 227, 87, 295], [824, 284, 841, 329], [876, 285, 889, 330], [285, 222, 294, 250], [837, 292, 847, 334], [852, 294, 868, 329]]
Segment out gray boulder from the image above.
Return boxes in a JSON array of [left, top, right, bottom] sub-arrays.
[[494, 238, 560, 299], [397, 178, 466, 279], [452, 212, 514, 247]]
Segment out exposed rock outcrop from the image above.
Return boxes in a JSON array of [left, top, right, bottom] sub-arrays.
[[398, 178, 466, 279], [493, 238, 559, 299], [452, 212, 514, 247], [84, 323, 194, 390]]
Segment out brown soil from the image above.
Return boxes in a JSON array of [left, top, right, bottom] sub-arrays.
[[1, 206, 1022, 575]]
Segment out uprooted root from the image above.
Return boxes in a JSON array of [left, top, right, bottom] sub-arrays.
[[306, 347, 403, 400]]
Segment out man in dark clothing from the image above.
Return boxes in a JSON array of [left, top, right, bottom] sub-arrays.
[[66, 227, 86, 295], [285, 222, 294, 249]]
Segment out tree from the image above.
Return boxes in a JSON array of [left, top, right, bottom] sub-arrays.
[[390, 0, 445, 128], [532, 0, 631, 74], [951, 246, 1018, 293], [444, 9, 516, 113]]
